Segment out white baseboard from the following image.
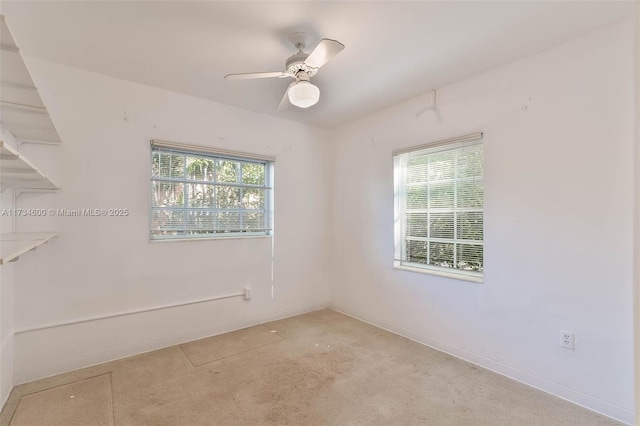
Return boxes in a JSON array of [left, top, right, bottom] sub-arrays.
[[11, 302, 634, 424], [0, 382, 10, 414], [330, 304, 634, 425], [13, 303, 327, 385]]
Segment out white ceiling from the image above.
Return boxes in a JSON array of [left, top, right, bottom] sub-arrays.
[[1, 1, 635, 129]]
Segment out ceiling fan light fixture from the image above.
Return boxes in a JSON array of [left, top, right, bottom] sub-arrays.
[[225, 34, 344, 111], [288, 80, 320, 108]]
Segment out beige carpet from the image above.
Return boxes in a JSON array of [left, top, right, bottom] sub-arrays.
[[0, 309, 621, 425]]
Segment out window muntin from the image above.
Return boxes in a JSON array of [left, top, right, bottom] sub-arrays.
[[151, 147, 273, 240], [394, 136, 483, 279]]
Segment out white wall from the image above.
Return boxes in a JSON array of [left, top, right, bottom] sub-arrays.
[[634, 7, 640, 426], [329, 21, 635, 424], [1, 14, 635, 426], [0, 199, 14, 410], [11, 57, 332, 383], [0, 127, 17, 408]]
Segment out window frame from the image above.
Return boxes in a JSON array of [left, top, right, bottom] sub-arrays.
[[393, 133, 484, 283], [149, 140, 274, 241]]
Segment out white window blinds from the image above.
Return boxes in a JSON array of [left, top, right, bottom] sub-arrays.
[[393, 133, 484, 279], [150, 141, 274, 240]]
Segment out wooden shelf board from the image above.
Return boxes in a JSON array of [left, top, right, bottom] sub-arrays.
[[0, 140, 59, 190], [0, 17, 61, 144], [0, 232, 58, 265]]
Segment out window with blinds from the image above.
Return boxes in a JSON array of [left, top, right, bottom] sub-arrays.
[[393, 134, 484, 280], [150, 142, 274, 240]]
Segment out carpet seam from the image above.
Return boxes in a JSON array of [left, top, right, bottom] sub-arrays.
[[178, 344, 197, 369], [5, 398, 19, 426], [259, 323, 287, 340], [11, 372, 113, 399], [188, 338, 286, 368], [109, 372, 115, 426], [7, 372, 113, 426]]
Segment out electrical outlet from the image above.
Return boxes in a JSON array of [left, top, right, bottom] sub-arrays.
[[560, 330, 575, 350], [244, 287, 252, 300]]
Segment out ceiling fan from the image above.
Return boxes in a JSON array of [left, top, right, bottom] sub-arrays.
[[225, 33, 345, 110]]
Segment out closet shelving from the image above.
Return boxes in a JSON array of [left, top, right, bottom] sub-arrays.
[[0, 232, 58, 265], [0, 16, 61, 144], [0, 140, 58, 190], [0, 15, 61, 264]]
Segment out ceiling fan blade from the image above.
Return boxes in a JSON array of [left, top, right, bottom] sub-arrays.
[[225, 71, 290, 80], [304, 39, 345, 69], [277, 88, 291, 111]]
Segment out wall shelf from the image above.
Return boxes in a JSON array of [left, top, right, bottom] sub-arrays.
[[0, 232, 58, 265], [0, 16, 61, 144], [0, 16, 61, 269], [0, 140, 58, 190], [0, 17, 60, 190]]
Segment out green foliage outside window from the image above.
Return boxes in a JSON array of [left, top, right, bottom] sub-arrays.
[[397, 141, 484, 275], [151, 149, 271, 239]]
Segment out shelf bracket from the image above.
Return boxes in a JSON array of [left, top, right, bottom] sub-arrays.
[[0, 80, 38, 91], [0, 101, 47, 114], [16, 138, 60, 146], [0, 152, 19, 160], [14, 188, 58, 200]]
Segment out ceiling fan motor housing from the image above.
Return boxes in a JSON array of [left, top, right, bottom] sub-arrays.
[[286, 52, 318, 77]]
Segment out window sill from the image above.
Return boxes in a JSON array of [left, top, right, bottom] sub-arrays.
[[393, 264, 483, 283], [149, 234, 272, 243]]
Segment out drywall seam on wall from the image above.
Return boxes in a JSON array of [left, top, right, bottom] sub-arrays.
[[331, 304, 634, 425], [13, 303, 327, 384]]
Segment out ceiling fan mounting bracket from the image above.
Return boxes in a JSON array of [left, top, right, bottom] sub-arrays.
[[289, 32, 309, 52]]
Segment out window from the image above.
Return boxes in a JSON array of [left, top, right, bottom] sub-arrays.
[[393, 133, 484, 281], [150, 140, 274, 240]]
